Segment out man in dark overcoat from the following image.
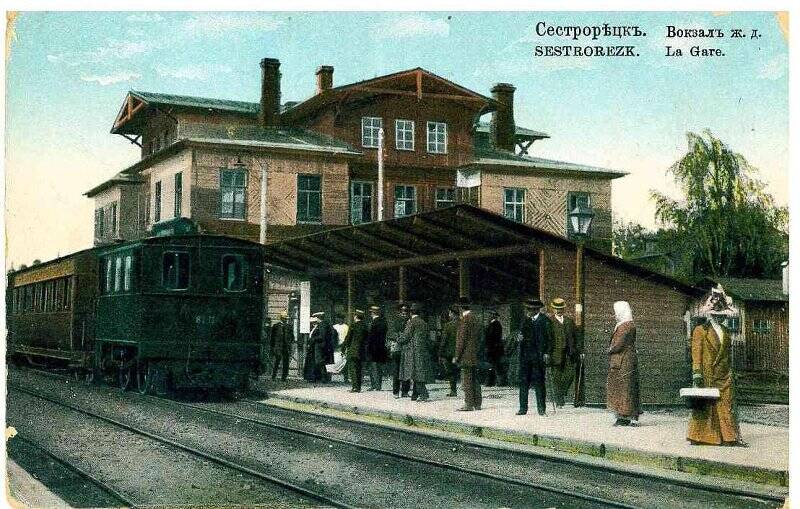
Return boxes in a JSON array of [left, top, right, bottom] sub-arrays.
[[398, 302, 433, 401], [319, 312, 335, 382], [391, 304, 411, 398], [484, 309, 506, 387], [305, 314, 325, 382], [438, 306, 459, 397], [270, 311, 294, 382], [454, 297, 482, 411], [365, 305, 389, 391], [517, 298, 553, 416], [342, 309, 367, 392]]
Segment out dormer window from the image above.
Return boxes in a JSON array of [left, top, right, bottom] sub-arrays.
[[361, 117, 382, 148], [395, 119, 414, 151]]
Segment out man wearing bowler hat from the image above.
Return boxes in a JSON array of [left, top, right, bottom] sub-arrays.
[[516, 297, 553, 416]]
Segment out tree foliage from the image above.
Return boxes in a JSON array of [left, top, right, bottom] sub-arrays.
[[650, 130, 787, 279]]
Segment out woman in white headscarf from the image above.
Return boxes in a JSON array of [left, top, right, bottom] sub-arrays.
[[606, 301, 642, 426]]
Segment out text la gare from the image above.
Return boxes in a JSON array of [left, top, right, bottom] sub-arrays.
[[665, 45, 725, 57]]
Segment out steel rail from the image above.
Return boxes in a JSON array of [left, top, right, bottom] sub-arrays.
[[8, 384, 358, 509], [244, 398, 788, 505], [167, 398, 640, 509], [11, 434, 139, 508]]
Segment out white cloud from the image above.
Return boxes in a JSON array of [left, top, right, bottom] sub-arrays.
[[80, 70, 141, 86], [154, 63, 232, 81], [758, 54, 788, 80], [126, 13, 164, 23], [47, 39, 151, 66], [181, 13, 284, 37], [372, 15, 450, 39]]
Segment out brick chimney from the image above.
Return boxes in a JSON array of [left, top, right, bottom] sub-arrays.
[[490, 83, 516, 152], [259, 58, 281, 127], [316, 65, 334, 94]]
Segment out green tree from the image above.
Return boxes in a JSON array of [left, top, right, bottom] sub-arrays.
[[650, 130, 787, 279]]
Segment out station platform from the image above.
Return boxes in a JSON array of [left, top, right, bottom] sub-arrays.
[[260, 379, 789, 488], [5, 459, 72, 509]]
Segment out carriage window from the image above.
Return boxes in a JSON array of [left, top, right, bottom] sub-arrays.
[[105, 258, 113, 293], [124, 255, 133, 291], [64, 277, 72, 309], [114, 257, 123, 292], [222, 255, 246, 292], [163, 252, 190, 290]]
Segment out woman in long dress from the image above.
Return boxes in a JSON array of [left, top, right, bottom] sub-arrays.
[[687, 285, 745, 446], [606, 301, 642, 426]]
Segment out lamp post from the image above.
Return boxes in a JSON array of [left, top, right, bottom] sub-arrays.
[[569, 203, 594, 338]]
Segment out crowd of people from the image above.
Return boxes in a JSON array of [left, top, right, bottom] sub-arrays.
[[262, 285, 745, 445]]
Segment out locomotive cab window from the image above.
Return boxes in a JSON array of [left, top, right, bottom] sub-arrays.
[[163, 252, 190, 290], [222, 255, 247, 292]]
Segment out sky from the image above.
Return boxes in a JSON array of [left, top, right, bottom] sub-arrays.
[[4, 11, 789, 267]]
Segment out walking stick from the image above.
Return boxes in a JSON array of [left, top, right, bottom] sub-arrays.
[[546, 365, 557, 414], [575, 355, 584, 406]]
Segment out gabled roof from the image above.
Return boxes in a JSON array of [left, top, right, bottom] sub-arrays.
[[282, 67, 496, 124], [84, 171, 144, 198], [703, 277, 788, 303], [474, 121, 550, 141], [464, 132, 627, 178]]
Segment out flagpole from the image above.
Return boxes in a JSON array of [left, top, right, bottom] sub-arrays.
[[377, 127, 384, 221]]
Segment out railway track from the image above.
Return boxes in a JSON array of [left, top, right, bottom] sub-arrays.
[[9, 434, 137, 508], [9, 366, 786, 509], [8, 383, 357, 509]]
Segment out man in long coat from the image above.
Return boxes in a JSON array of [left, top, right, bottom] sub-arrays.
[[607, 301, 642, 426], [391, 304, 411, 398], [484, 309, 505, 387], [270, 311, 294, 382], [687, 286, 744, 446], [304, 315, 324, 382], [548, 298, 579, 407], [438, 306, 459, 397], [398, 302, 433, 401], [365, 305, 389, 391], [454, 297, 482, 411], [342, 309, 367, 392], [517, 298, 553, 416]]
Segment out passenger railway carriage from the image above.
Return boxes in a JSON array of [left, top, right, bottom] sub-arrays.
[[7, 221, 264, 394]]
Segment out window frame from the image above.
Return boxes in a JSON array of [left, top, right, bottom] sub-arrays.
[[435, 187, 456, 209], [350, 180, 374, 225], [752, 319, 774, 334], [174, 172, 183, 218], [426, 121, 448, 154], [394, 185, 417, 218], [154, 181, 162, 223], [219, 169, 247, 220], [221, 254, 248, 293], [395, 119, 415, 151], [123, 255, 133, 292], [361, 117, 383, 149], [297, 174, 323, 224], [503, 187, 526, 223], [161, 251, 191, 291]]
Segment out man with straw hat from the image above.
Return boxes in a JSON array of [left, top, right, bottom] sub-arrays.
[[548, 297, 580, 408], [270, 310, 294, 382], [342, 309, 367, 392]]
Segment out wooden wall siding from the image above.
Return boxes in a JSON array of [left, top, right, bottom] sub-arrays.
[[191, 149, 350, 239], [143, 149, 192, 226], [119, 185, 145, 242], [307, 95, 483, 169], [745, 302, 789, 373], [480, 173, 613, 244], [537, 243, 693, 404], [141, 110, 179, 158]]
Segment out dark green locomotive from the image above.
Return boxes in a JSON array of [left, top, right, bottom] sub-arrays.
[[8, 223, 264, 394]]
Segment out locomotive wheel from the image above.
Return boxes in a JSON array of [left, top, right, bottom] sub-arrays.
[[118, 365, 133, 391], [136, 362, 152, 395]]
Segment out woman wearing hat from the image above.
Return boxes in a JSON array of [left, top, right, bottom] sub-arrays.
[[687, 286, 745, 446], [607, 301, 642, 426]]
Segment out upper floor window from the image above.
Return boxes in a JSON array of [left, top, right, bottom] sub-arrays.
[[154, 181, 162, 223], [504, 188, 526, 223], [222, 255, 247, 292], [110, 203, 118, 237], [174, 172, 183, 218], [394, 185, 416, 218], [435, 187, 456, 209], [568, 192, 591, 213], [220, 169, 247, 220], [94, 208, 105, 240], [361, 117, 383, 148], [351, 181, 373, 225], [752, 319, 773, 334], [395, 120, 414, 151], [297, 175, 322, 223], [427, 122, 447, 154], [163, 252, 190, 290]]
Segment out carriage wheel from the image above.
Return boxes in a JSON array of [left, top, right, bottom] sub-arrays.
[[118, 365, 133, 391], [136, 361, 152, 395]]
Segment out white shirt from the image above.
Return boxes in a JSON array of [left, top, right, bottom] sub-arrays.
[[462, 310, 471, 317], [554, 314, 564, 324]]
